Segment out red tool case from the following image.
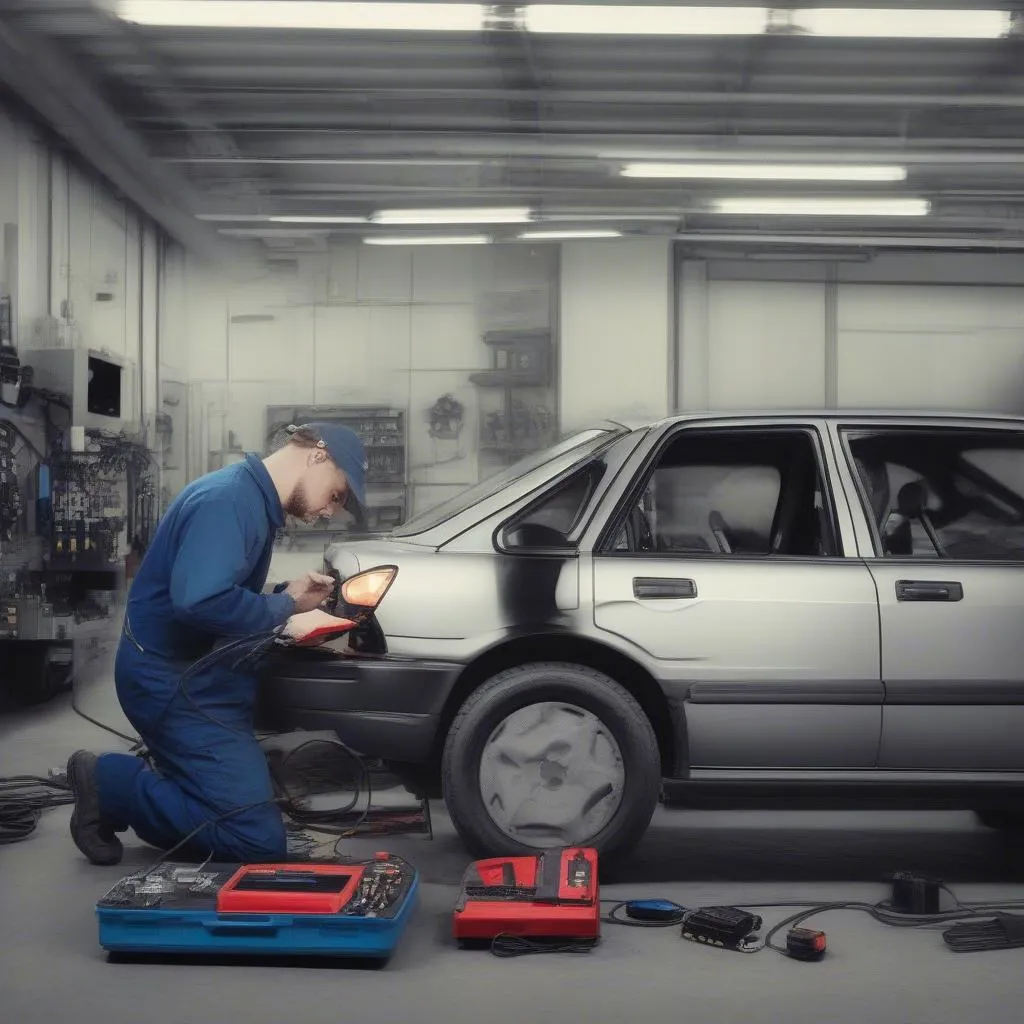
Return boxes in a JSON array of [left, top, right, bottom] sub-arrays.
[[452, 847, 599, 942], [216, 863, 367, 915]]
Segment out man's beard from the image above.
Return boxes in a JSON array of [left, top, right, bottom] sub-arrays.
[[284, 484, 321, 524]]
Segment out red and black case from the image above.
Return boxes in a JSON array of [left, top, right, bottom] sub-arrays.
[[452, 846, 599, 941]]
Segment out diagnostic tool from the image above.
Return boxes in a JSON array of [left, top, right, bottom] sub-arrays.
[[453, 847, 600, 943]]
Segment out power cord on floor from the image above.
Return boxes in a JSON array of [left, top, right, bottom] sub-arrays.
[[71, 684, 139, 747], [8, 628, 371, 851], [0, 774, 75, 845], [943, 913, 1024, 952], [490, 933, 601, 958], [598, 887, 1024, 958]]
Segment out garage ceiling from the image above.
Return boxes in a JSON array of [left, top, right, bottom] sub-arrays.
[[2, 0, 1024, 254]]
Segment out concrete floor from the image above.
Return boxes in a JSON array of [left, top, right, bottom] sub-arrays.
[[3, 674, 1024, 1024]]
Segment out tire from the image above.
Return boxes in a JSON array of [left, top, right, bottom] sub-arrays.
[[441, 661, 661, 859]]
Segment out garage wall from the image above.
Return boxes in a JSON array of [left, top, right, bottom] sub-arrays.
[[837, 285, 1024, 411], [0, 101, 175, 515], [678, 253, 1024, 416], [0, 108, 17, 341], [179, 241, 557, 515], [559, 238, 674, 431], [0, 106, 49, 352]]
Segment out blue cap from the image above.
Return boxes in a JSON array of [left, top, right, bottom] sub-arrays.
[[298, 422, 368, 515]]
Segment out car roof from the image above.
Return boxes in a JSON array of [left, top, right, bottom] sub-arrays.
[[638, 409, 1024, 429]]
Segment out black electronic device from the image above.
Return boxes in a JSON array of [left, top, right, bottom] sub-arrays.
[[681, 906, 762, 950], [890, 872, 942, 915]]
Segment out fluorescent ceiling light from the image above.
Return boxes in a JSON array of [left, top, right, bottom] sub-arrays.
[[518, 229, 622, 240], [115, 1, 485, 31], [372, 207, 532, 225], [794, 8, 1011, 39], [168, 157, 483, 167], [363, 235, 491, 245], [524, 4, 768, 35], [622, 162, 907, 182], [268, 215, 367, 224], [710, 198, 931, 216], [522, 5, 1009, 38], [196, 213, 366, 223]]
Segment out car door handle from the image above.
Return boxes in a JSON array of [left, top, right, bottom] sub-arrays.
[[896, 580, 964, 603], [633, 577, 697, 600]]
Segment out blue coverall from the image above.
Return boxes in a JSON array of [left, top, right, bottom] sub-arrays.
[[95, 454, 296, 861]]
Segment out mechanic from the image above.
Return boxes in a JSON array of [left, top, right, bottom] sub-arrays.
[[66, 423, 367, 867]]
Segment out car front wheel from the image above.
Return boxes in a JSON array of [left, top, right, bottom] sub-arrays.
[[441, 662, 661, 859]]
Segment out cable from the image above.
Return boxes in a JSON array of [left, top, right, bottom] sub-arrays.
[[269, 738, 373, 839], [127, 796, 289, 881], [490, 933, 601, 958], [0, 773, 74, 844], [7, 625, 374, 851], [601, 899, 688, 928], [943, 913, 1024, 952], [71, 685, 139, 746], [595, 887, 1024, 959]]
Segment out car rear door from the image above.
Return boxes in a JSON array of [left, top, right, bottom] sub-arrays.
[[588, 419, 883, 770], [834, 420, 1024, 771]]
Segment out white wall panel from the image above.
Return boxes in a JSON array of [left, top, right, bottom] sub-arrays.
[[706, 280, 826, 410], [228, 306, 315, 390], [0, 108, 16, 236], [356, 246, 412, 302], [140, 222, 159, 432], [312, 304, 372, 398], [409, 304, 482, 370], [837, 285, 1024, 413], [411, 246, 477, 304], [560, 238, 672, 431], [14, 132, 49, 347]]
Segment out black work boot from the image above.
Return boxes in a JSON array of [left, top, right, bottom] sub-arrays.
[[67, 750, 123, 866]]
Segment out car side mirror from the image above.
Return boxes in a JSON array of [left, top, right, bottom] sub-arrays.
[[500, 522, 570, 551]]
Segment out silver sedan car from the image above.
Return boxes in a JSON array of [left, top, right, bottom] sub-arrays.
[[259, 411, 1024, 858]]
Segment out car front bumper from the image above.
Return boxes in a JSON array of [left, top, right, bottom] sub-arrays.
[[255, 651, 462, 763]]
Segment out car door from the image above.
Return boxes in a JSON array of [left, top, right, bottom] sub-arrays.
[[589, 421, 882, 770], [835, 421, 1024, 771]]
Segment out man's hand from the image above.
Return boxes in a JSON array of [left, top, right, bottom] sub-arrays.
[[283, 608, 354, 643], [284, 571, 336, 614]]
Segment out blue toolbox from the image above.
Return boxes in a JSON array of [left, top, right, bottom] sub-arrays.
[[95, 853, 419, 961]]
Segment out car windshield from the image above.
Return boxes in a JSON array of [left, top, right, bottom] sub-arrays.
[[392, 427, 622, 536]]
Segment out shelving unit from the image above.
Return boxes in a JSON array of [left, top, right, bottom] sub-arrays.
[[470, 329, 557, 467], [265, 404, 407, 532]]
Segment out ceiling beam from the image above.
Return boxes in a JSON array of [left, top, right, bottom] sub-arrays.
[[0, 10, 222, 260]]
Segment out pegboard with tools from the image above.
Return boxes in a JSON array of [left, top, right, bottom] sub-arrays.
[[0, 421, 27, 542], [47, 434, 156, 570]]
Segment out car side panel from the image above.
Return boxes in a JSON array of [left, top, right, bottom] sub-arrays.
[[591, 555, 882, 768], [830, 420, 1024, 772]]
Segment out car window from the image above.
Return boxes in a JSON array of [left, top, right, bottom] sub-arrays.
[[392, 427, 620, 536], [606, 428, 838, 557], [845, 429, 1024, 560], [500, 462, 606, 550]]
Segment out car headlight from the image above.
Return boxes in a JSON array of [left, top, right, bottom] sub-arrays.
[[340, 565, 398, 609]]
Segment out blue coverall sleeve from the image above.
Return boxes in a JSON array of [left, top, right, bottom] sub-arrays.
[[168, 497, 295, 636]]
